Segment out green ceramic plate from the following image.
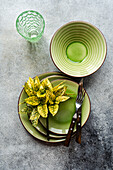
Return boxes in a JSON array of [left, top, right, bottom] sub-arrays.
[[35, 74, 72, 138], [35, 120, 66, 139], [40, 79, 91, 135], [18, 72, 75, 143], [18, 72, 91, 142], [50, 21, 107, 77]]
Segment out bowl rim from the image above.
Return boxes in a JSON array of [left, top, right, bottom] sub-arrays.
[[16, 10, 45, 41], [50, 21, 107, 78]]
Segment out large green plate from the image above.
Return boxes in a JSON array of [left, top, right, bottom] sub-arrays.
[[40, 79, 90, 135], [36, 74, 72, 138], [18, 72, 91, 142], [18, 72, 75, 143]]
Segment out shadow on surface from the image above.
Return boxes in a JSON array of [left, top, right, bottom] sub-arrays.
[[27, 35, 49, 56], [63, 112, 112, 170]]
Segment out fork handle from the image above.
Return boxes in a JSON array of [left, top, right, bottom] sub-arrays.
[[64, 117, 76, 147]]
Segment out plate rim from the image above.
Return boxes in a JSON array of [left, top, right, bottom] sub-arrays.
[[36, 120, 67, 139], [50, 21, 107, 77]]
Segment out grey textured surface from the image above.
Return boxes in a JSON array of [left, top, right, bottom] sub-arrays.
[[0, 0, 113, 170]]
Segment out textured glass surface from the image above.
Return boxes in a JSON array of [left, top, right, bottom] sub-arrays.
[[16, 10, 45, 42]]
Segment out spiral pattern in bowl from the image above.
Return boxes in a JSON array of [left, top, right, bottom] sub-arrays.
[[50, 21, 107, 77]]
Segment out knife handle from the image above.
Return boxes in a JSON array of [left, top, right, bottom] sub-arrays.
[[64, 117, 76, 147], [76, 107, 82, 144]]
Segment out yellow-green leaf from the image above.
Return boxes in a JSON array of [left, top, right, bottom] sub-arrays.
[[19, 106, 33, 116], [37, 104, 48, 118], [19, 106, 28, 114], [36, 84, 46, 97], [41, 78, 52, 90], [55, 86, 67, 97], [19, 101, 26, 105], [47, 91, 56, 104], [49, 104, 59, 116], [25, 96, 40, 106], [30, 108, 40, 127], [30, 108, 40, 121], [27, 77, 34, 89], [24, 82, 34, 96], [53, 81, 65, 92], [37, 90, 46, 98], [56, 96, 70, 103], [45, 90, 50, 102], [34, 76, 40, 85], [34, 76, 40, 91]]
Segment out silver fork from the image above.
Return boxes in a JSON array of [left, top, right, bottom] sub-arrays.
[[76, 90, 85, 144], [64, 86, 85, 147]]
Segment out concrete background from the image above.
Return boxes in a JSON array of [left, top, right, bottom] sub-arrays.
[[0, 0, 113, 169]]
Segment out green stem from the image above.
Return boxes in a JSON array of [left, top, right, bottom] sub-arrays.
[[46, 111, 49, 141]]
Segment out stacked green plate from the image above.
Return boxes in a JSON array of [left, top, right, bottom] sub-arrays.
[[50, 21, 107, 77], [18, 72, 91, 143]]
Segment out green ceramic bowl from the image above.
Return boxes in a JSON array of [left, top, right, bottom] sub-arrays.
[[50, 21, 107, 77], [16, 10, 45, 43]]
